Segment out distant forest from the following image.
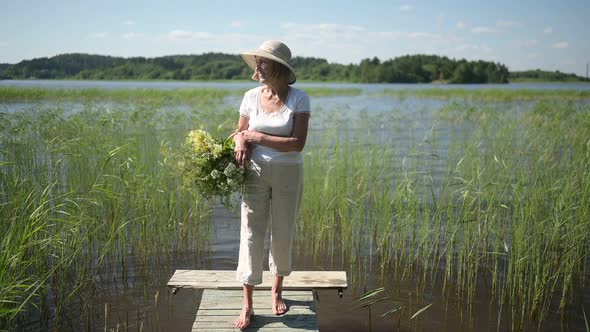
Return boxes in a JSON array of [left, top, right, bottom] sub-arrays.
[[0, 53, 588, 83]]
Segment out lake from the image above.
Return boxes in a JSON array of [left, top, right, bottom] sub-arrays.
[[3, 78, 590, 91], [1, 80, 589, 332]]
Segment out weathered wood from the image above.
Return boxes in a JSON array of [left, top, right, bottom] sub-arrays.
[[193, 289, 318, 331], [168, 270, 347, 290], [168, 270, 345, 331]]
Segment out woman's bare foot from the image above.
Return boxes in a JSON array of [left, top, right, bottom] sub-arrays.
[[272, 275, 288, 315], [235, 284, 255, 329], [272, 294, 288, 315], [234, 307, 253, 330]]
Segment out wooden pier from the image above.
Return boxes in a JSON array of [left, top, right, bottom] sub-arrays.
[[168, 270, 347, 331]]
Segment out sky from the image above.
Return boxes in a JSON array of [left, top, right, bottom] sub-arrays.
[[1, 0, 588, 76]]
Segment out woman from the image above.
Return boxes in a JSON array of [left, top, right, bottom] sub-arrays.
[[233, 40, 310, 329]]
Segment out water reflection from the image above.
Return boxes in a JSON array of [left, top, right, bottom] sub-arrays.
[[3, 82, 589, 331]]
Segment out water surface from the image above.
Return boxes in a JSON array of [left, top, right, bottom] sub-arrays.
[[3, 80, 589, 332]]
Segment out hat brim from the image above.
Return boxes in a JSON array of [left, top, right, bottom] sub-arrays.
[[241, 50, 296, 85]]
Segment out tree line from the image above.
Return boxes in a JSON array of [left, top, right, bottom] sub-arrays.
[[0, 53, 587, 83], [508, 69, 589, 82]]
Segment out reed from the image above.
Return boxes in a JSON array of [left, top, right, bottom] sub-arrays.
[[301, 87, 363, 97], [0, 86, 231, 102], [1, 86, 588, 330], [378, 87, 590, 101], [0, 86, 361, 103], [301, 94, 590, 329], [0, 96, 217, 329]]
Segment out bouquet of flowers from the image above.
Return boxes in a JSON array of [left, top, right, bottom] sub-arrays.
[[170, 129, 245, 207]]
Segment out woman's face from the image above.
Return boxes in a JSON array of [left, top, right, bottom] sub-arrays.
[[255, 57, 274, 82]]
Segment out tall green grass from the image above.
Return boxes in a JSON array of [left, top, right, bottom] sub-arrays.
[[1, 86, 588, 330], [300, 95, 590, 329], [0, 95, 228, 329], [0, 86, 362, 103], [378, 87, 590, 101]]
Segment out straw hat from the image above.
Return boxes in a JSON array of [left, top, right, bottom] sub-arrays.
[[241, 40, 296, 84]]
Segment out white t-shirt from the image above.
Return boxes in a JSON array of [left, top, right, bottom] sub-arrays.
[[239, 86, 311, 164]]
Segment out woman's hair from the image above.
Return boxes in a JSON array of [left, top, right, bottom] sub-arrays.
[[252, 58, 291, 83]]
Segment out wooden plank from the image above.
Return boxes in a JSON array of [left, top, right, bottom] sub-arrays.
[[197, 308, 315, 316], [200, 290, 311, 298], [168, 270, 347, 290], [193, 289, 317, 331], [197, 302, 315, 311]]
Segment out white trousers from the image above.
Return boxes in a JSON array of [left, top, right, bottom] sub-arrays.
[[236, 160, 303, 285]]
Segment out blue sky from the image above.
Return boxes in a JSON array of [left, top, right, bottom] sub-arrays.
[[1, 0, 588, 76]]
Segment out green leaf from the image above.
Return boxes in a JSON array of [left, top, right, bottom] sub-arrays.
[[107, 144, 130, 158], [410, 303, 433, 320], [583, 307, 589, 332], [381, 306, 403, 317], [351, 297, 389, 310], [357, 287, 385, 302]]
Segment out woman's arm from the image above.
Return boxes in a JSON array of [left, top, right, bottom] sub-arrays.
[[234, 116, 250, 166], [241, 112, 310, 152]]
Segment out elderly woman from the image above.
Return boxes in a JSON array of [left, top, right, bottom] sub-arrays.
[[233, 40, 310, 329]]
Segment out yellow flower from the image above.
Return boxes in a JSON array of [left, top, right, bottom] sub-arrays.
[[187, 129, 217, 154], [172, 128, 245, 208], [210, 142, 223, 158]]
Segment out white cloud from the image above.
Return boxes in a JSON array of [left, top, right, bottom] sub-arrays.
[[67, 21, 528, 67], [471, 26, 495, 34], [543, 26, 553, 34], [437, 13, 446, 26], [524, 39, 537, 47], [400, 5, 413, 11], [454, 43, 491, 53], [552, 41, 568, 49], [123, 32, 145, 40], [230, 21, 243, 28], [456, 21, 466, 29], [407, 32, 443, 40], [496, 20, 521, 28], [317, 23, 365, 32], [367, 31, 404, 40], [124, 20, 136, 25], [145, 31, 265, 56], [280, 23, 366, 42], [167, 30, 213, 40], [454, 44, 475, 51], [90, 32, 108, 39], [280, 22, 449, 45], [277, 21, 476, 64]]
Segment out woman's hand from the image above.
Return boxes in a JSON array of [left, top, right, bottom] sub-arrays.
[[240, 130, 263, 144], [234, 132, 251, 167]]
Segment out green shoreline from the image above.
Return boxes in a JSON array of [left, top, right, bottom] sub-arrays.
[[1, 85, 589, 103], [2, 77, 590, 84]]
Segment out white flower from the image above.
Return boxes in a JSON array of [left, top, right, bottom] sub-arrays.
[[224, 163, 237, 176], [173, 128, 246, 208]]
